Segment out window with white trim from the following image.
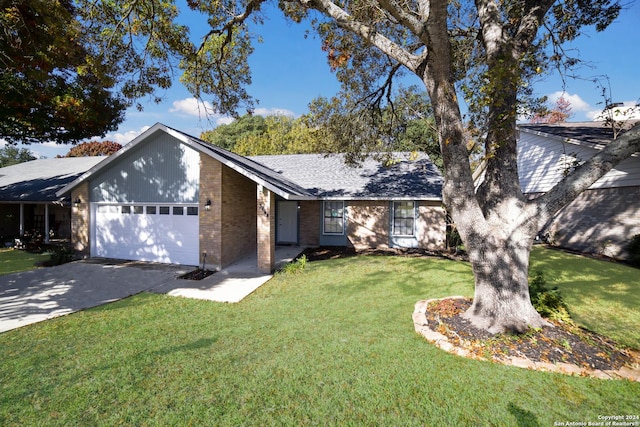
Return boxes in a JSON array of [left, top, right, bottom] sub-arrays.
[[323, 201, 344, 235], [392, 201, 415, 236]]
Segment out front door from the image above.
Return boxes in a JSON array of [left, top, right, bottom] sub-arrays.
[[277, 201, 298, 244]]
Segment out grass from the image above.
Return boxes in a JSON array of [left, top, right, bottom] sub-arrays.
[[0, 248, 50, 276], [0, 249, 638, 425], [530, 246, 640, 349]]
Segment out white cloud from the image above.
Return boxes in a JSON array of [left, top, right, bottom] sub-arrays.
[[215, 116, 235, 126], [547, 91, 591, 112], [169, 98, 215, 118], [105, 126, 151, 145], [253, 107, 296, 118]]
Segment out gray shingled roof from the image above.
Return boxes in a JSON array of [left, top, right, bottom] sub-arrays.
[[0, 157, 104, 202], [249, 153, 443, 200], [519, 121, 640, 148], [173, 126, 443, 200], [180, 131, 317, 199]]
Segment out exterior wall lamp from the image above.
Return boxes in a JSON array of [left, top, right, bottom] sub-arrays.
[[74, 197, 81, 208], [204, 199, 211, 211]]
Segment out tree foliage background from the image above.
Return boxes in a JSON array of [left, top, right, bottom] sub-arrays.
[[59, 141, 122, 157]]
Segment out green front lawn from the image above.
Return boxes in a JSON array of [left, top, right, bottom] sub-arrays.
[[0, 248, 638, 425], [530, 246, 640, 349], [0, 248, 50, 276]]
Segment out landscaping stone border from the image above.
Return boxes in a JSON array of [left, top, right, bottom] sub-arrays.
[[413, 297, 640, 382]]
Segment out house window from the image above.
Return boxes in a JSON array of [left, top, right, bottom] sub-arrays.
[[173, 206, 184, 215], [159, 206, 170, 215], [97, 205, 118, 214], [133, 206, 143, 214], [392, 201, 415, 236], [121, 206, 131, 214], [146, 206, 157, 214], [323, 201, 344, 235], [187, 206, 198, 216]]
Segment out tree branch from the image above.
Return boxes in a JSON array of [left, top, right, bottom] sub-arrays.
[[301, 0, 423, 73], [198, 0, 265, 57], [512, 0, 555, 57], [377, 0, 427, 44]]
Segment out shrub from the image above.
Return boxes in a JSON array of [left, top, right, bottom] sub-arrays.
[[47, 245, 76, 266], [279, 254, 308, 275], [627, 234, 640, 267], [529, 271, 572, 323]]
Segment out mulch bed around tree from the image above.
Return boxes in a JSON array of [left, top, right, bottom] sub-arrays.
[[425, 297, 639, 372]]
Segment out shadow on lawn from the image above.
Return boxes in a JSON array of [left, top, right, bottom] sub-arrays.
[[300, 246, 474, 298], [508, 402, 540, 427]]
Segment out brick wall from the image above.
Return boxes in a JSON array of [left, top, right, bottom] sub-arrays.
[[220, 166, 257, 266], [299, 201, 320, 247], [257, 185, 275, 273], [546, 186, 640, 259], [347, 201, 390, 250], [199, 154, 222, 269], [416, 201, 446, 251], [70, 182, 90, 256]]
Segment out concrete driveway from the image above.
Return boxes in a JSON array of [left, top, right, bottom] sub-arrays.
[[0, 246, 303, 333], [0, 260, 186, 333]]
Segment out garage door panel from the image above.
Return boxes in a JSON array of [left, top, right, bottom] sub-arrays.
[[93, 204, 199, 265]]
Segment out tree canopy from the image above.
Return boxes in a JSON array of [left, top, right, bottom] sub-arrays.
[[0, 0, 127, 144], [59, 141, 123, 157], [0, 145, 36, 168]]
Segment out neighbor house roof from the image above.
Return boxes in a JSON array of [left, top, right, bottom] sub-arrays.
[[0, 157, 104, 203], [57, 123, 443, 201], [519, 120, 640, 149]]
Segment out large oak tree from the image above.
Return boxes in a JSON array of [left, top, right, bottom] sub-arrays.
[[77, 1, 640, 333]]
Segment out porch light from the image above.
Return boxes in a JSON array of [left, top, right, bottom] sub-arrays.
[[205, 199, 211, 211], [73, 197, 81, 208]]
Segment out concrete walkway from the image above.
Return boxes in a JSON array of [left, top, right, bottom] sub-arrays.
[[0, 246, 303, 333], [150, 246, 304, 302]]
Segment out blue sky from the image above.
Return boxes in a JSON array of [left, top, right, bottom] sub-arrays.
[[11, 1, 640, 158]]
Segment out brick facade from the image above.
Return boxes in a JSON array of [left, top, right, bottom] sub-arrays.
[[70, 182, 90, 256], [220, 166, 257, 266], [545, 186, 640, 259], [199, 154, 222, 269], [347, 201, 390, 250], [298, 201, 320, 247], [200, 155, 259, 270], [257, 185, 275, 273], [416, 201, 447, 251]]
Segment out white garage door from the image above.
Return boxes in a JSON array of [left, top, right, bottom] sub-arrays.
[[93, 204, 200, 265]]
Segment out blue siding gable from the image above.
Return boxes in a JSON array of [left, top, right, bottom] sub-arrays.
[[90, 132, 200, 203]]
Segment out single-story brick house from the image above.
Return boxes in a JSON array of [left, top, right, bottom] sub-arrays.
[[0, 157, 103, 244], [57, 123, 446, 272], [517, 121, 640, 259]]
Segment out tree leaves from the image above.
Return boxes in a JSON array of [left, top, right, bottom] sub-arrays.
[[0, 0, 126, 144]]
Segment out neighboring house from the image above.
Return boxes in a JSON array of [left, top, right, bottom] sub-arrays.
[[517, 121, 640, 259], [0, 157, 103, 243], [57, 123, 446, 273]]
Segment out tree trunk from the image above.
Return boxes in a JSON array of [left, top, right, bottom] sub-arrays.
[[462, 229, 549, 334]]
